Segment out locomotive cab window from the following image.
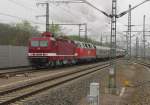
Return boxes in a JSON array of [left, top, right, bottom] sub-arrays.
[[31, 40, 48, 47], [40, 40, 48, 47], [31, 41, 39, 47], [81, 43, 85, 48]]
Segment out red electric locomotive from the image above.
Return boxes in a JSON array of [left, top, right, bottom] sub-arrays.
[[28, 32, 96, 68], [28, 32, 76, 67]]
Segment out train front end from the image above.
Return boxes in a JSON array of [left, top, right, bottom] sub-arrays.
[[28, 32, 55, 67]]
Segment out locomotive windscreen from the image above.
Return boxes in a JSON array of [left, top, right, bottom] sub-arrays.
[[31, 40, 48, 47]]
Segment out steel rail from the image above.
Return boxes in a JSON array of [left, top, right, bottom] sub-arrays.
[[0, 62, 94, 78], [0, 61, 105, 78], [0, 62, 109, 105], [0, 68, 33, 78]]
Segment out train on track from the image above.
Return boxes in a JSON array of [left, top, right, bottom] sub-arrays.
[[28, 32, 125, 68]]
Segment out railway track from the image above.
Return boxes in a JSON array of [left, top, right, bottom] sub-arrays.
[[0, 68, 33, 78], [0, 64, 88, 78], [0, 62, 109, 105], [0, 61, 107, 78], [0, 58, 122, 78], [135, 61, 150, 67]]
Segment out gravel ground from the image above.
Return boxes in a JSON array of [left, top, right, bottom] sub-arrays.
[[103, 60, 150, 105], [0, 70, 62, 87], [127, 63, 150, 105], [5, 59, 150, 105], [0, 64, 96, 87], [12, 67, 109, 105]]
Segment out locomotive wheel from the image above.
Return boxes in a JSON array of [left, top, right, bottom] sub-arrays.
[[51, 61, 56, 68], [56, 61, 60, 66], [60, 61, 64, 66], [35, 66, 42, 69], [72, 59, 76, 65], [47, 62, 51, 68]]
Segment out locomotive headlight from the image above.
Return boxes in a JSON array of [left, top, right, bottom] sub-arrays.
[[28, 53, 33, 56], [88, 51, 91, 55], [37, 47, 41, 50]]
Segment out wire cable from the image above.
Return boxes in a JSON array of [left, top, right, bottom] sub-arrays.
[[7, 0, 40, 13], [0, 12, 45, 25]]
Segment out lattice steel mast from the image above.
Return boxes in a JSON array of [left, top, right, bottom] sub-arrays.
[[128, 5, 132, 59], [36, 2, 50, 32], [136, 37, 139, 59], [108, 0, 117, 93], [46, 3, 50, 32], [143, 15, 146, 59]]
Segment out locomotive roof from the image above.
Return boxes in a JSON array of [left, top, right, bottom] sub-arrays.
[[74, 41, 93, 45], [96, 45, 110, 50], [30, 37, 51, 40]]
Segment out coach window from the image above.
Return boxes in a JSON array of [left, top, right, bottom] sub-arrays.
[[85, 44, 88, 48], [88, 44, 91, 48], [83, 44, 85, 48], [90, 44, 94, 48], [88, 44, 92, 48], [84, 43, 86, 48], [79, 43, 82, 47], [92, 45, 94, 48], [81, 43, 85, 48], [85, 44, 87, 48], [87, 44, 90, 48], [90, 45, 92, 48], [87, 44, 89, 48]]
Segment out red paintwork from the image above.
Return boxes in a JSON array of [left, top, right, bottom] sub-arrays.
[[28, 32, 97, 65], [28, 33, 76, 62], [75, 47, 96, 60], [28, 37, 51, 53], [41, 32, 53, 37]]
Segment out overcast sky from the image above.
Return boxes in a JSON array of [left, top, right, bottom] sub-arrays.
[[0, 0, 150, 43]]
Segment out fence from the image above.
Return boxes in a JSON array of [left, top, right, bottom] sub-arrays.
[[0, 45, 29, 69]]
